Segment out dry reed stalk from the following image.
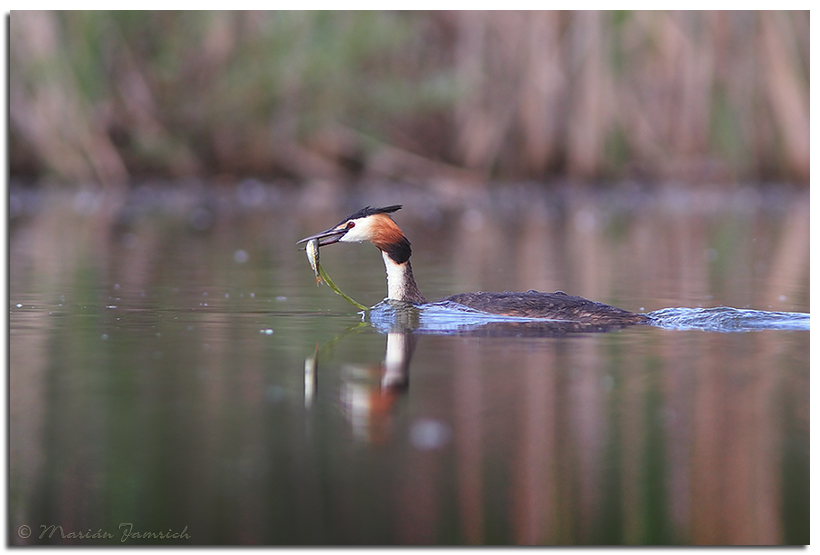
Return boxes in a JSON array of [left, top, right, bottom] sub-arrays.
[[672, 13, 715, 159], [111, 35, 203, 177], [8, 11, 810, 184], [518, 12, 564, 176], [454, 11, 493, 171], [758, 12, 809, 182], [10, 12, 128, 188], [566, 11, 609, 179]]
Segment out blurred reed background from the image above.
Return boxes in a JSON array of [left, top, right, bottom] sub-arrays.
[[10, 11, 809, 189]]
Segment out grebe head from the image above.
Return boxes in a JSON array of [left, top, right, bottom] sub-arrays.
[[297, 205, 411, 264]]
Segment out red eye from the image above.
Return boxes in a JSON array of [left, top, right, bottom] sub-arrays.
[[347, 221, 355, 229]]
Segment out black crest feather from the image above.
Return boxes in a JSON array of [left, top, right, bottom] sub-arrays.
[[340, 205, 402, 224]]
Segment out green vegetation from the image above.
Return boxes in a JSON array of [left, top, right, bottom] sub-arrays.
[[10, 11, 809, 186]]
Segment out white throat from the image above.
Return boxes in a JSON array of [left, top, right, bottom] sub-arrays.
[[381, 251, 426, 304]]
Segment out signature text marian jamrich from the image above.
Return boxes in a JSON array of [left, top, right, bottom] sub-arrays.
[[38, 523, 191, 542]]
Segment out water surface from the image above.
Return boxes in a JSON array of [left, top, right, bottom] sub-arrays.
[[9, 184, 809, 544]]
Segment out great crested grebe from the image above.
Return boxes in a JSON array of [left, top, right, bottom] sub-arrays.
[[298, 205, 649, 325]]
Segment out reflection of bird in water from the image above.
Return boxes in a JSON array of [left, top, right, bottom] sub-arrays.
[[298, 205, 648, 325], [340, 332, 415, 444]]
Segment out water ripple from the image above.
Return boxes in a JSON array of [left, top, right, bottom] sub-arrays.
[[645, 306, 810, 332], [369, 300, 810, 335]]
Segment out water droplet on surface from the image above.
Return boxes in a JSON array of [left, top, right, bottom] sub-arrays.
[[188, 207, 213, 231], [265, 385, 287, 404], [121, 233, 138, 249], [574, 209, 597, 231], [73, 190, 100, 215], [461, 209, 484, 231], [237, 179, 267, 207], [409, 418, 452, 451]]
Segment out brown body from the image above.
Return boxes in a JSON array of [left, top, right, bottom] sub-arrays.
[[441, 290, 649, 324]]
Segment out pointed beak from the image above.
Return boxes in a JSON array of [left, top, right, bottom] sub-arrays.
[[296, 226, 346, 247]]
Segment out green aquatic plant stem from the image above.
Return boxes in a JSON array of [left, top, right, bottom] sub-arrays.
[[316, 259, 369, 312]]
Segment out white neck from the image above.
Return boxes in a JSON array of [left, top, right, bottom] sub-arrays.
[[382, 332, 416, 389], [381, 251, 427, 304]]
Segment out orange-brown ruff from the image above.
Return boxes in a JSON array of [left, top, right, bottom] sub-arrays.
[[367, 213, 406, 254], [298, 205, 649, 325]]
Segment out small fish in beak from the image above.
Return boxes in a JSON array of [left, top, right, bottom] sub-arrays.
[[305, 239, 324, 286]]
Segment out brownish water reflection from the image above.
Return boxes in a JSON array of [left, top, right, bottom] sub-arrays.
[[9, 184, 808, 544]]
